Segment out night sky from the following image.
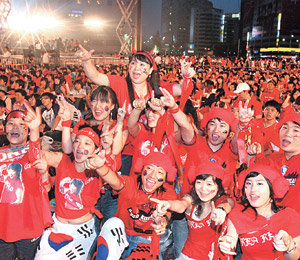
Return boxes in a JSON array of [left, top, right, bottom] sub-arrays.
[[142, 0, 241, 39]]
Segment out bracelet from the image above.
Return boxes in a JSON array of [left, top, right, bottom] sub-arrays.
[[61, 120, 72, 127], [169, 105, 180, 114], [285, 240, 297, 255], [99, 167, 110, 177]]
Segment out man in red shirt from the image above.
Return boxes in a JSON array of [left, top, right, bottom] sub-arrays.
[[232, 82, 262, 119], [0, 107, 51, 260], [95, 151, 177, 259], [260, 80, 281, 105]]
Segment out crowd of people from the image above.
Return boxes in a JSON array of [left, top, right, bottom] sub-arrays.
[[0, 45, 299, 260]]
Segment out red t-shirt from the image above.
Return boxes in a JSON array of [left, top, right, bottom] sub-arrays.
[[182, 135, 238, 195], [55, 154, 102, 220], [253, 119, 280, 152], [0, 177, 23, 204], [107, 75, 174, 156], [182, 205, 227, 259], [115, 175, 176, 238], [260, 153, 300, 214], [130, 124, 174, 174], [260, 89, 280, 104], [229, 205, 300, 260], [0, 141, 52, 242]]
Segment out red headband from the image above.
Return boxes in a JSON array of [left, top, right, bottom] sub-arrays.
[[76, 128, 100, 147], [238, 163, 289, 199], [134, 152, 177, 182], [132, 48, 157, 71], [6, 110, 26, 121]]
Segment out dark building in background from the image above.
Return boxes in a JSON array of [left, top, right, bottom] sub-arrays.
[[239, 0, 300, 57], [161, 0, 224, 55], [223, 13, 240, 56]]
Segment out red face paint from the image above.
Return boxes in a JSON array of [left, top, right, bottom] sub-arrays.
[[84, 150, 89, 155], [104, 106, 109, 112]]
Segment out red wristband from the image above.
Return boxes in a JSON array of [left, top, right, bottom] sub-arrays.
[[169, 106, 180, 114], [62, 120, 72, 127]]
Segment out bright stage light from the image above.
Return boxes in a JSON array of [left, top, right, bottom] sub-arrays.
[[8, 13, 63, 32], [84, 19, 103, 29]]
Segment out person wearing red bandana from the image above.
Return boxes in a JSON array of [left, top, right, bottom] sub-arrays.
[[35, 126, 105, 260], [0, 107, 52, 260], [79, 45, 194, 176], [151, 161, 229, 260], [219, 164, 300, 259], [93, 151, 177, 259], [60, 86, 127, 223]]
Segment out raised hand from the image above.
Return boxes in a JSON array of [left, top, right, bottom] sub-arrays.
[[24, 103, 42, 131], [32, 153, 48, 175], [101, 126, 116, 150], [151, 211, 167, 236], [247, 142, 262, 155], [117, 100, 127, 124], [159, 87, 177, 109], [78, 44, 95, 62], [180, 59, 195, 79], [150, 198, 171, 217], [148, 91, 164, 114], [238, 100, 254, 126], [210, 201, 226, 225], [57, 98, 71, 121], [273, 230, 295, 252], [84, 150, 106, 170], [218, 235, 237, 255], [132, 98, 146, 110]]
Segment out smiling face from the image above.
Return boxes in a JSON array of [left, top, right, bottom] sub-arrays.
[[5, 118, 28, 147], [146, 108, 161, 128], [141, 164, 166, 194], [128, 57, 153, 85], [72, 135, 96, 163], [206, 118, 230, 149], [244, 174, 271, 211], [195, 175, 218, 202], [90, 96, 114, 122], [279, 121, 300, 160]]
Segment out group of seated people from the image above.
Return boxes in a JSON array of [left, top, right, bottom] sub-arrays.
[[0, 46, 299, 260]]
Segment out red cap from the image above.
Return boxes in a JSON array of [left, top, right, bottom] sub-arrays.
[[188, 160, 226, 184], [201, 107, 237, 131], [238, 163, 289, 199], [6, 110, 26, 121], [277, 111, 300, 132], [76, 127, 100, 147], [134, 151, 177, 182]]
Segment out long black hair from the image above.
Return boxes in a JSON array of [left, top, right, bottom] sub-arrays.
[[189, 174, 225, 217], [241, 171, 282, 216]]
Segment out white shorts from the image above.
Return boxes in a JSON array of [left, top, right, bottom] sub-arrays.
[[35, 214, 97, 260]]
